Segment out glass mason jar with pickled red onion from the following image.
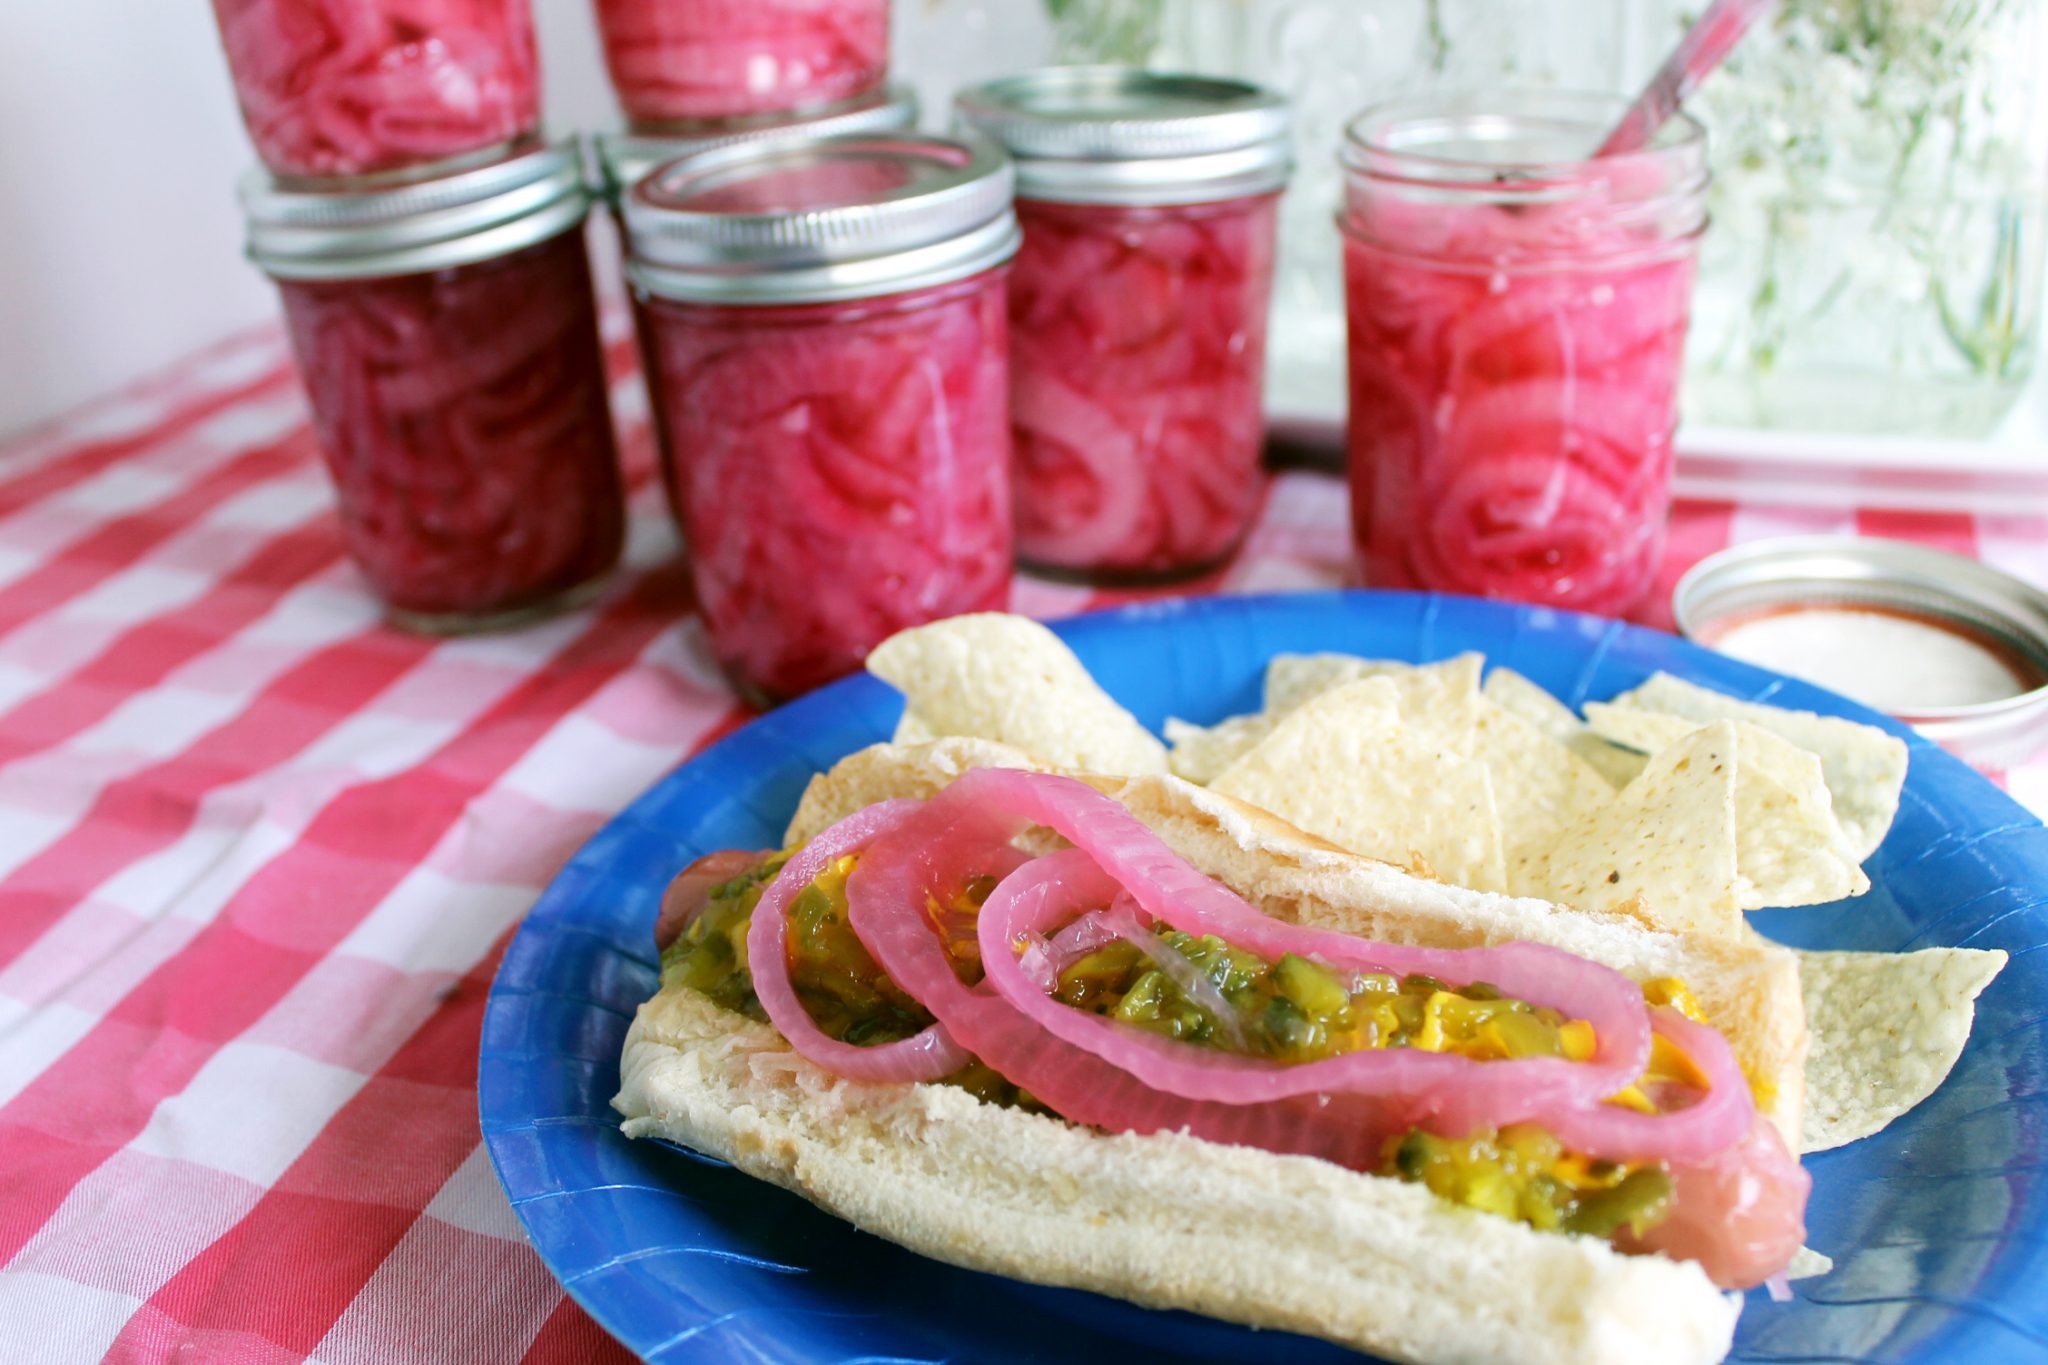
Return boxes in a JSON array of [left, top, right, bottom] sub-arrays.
[[1340, 91, 1709, 618], [242, 144, 626, 632], [623, 133, 1020, 704], [956, 69, 1292, 582], [591, 0, 890, 126], [592, 86, 920, 534], [208, 0, 542, 183]]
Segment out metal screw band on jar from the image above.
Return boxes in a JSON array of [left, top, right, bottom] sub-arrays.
[[592, 84, 921, 208], [953, 67, 1293, 206], [622, 131, 1021, 306], [240, 140, 592, 282]]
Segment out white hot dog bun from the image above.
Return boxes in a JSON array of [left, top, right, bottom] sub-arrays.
[[615, 738, 1808, 1365]]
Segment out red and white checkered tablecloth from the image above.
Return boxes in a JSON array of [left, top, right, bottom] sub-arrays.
[[0, 315, 2044, 1365]]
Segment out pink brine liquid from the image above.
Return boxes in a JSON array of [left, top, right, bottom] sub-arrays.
[[277, 231, 625, 626], [592, 0, 890, 125], [210, 0, 541, 181], [1343, 197, 1699, 617], [1010, 196, 1279, 579], [642, 272, 1014, 703]]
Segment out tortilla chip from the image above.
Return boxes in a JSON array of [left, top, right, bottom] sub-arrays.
[[1798, 946, 2008, 1152], [1483, 668, 1647, 789], [1408, 701, 1613, 884], [1606, 673, 1908, 860], [892, 710, 938, 743], [1515, 722, 1742, 935], [1164, 713, 1276, 784], [867, 614, 1168, 776], [1262, 652, 1483, 719], [1212, 678, 1509, 892], [1585, 707, 1869, 910], [1787, 1247, 1833, 1281]]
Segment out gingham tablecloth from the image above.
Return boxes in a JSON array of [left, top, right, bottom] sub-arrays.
[[2, 318, 2045, 1365]]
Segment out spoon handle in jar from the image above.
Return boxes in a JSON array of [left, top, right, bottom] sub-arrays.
[[1596, 0, 1778, 157]]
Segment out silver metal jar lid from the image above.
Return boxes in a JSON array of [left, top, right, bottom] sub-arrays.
[[623, 131, 1020, 306], [593, 85, 920, 206], [241, 140, 590, 282], [953, 67, 1293, 206], [1674, 536, 2048, 770]]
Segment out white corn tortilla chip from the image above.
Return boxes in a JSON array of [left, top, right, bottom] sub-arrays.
[[867, 614, 1168, 776], [1483, 668, 1647, 789], [1787, 1247, 1833, 1281], [1212, 678, 1509, 892], [1262, 652, 1483, 719], [1585, 707, 1869, 910], [1607, 673, 1908, 860], [1799, 946, 2008, 1152], [1516, 722, 1742, 935], [1412, 702, 1613, 883], [1163, 712, 1276, 784]]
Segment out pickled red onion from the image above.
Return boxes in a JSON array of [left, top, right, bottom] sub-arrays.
[[847, 799, 1396, 1169], [1539, 1009, 1757, 1165], [945, 769, 1657, 1108], [744, 799, 970, 1082], [977, 846, 1720, 1157]]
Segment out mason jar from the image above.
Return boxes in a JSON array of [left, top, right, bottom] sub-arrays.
[[591, 85, 919, 532], [956, 68, 1292, 582], [591, 0, 891, 126], [208, 0, 542, 183], [242, 143, 626, 632], [624, 133, 1020, 703], [1340, 90, 1709, 618]]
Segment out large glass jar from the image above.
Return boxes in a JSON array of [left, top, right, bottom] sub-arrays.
[[243, 145, 626, 632], [1671, 0, 2047, 436], [1340, 92, 1708, 617], [208, 0, 542, 183], [956, 69, 1291, 581], [624, 133, 1020, 703], [591, 0, 891, 125]]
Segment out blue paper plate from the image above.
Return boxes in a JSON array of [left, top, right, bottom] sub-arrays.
[[480, 591, 2048, 1364]]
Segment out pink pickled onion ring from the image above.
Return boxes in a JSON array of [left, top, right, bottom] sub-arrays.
[[847, 798, 1400, 1168], [744, 798, 971, 1083], [1538, 1009, 1757, 1164], [942, 771, 1669, 1114], [979, 847, 1703, 1155]]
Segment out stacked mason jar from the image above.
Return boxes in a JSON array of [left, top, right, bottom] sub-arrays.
[[214, 0, 626, 634]]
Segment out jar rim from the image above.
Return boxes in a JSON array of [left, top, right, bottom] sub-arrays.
[[1340, 89, 1707, 203]]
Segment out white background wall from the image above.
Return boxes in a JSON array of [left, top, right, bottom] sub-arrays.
[[0, 0, 1058, 444]]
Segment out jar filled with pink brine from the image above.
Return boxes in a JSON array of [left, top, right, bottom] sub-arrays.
[[624, 133, 1020, 703], [1340, 91, 1709, 617], [591, 0, 890, 126], [209, 0, 542, 182], [957, 69, 1292, 582], [242, 143, 625, 632]]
